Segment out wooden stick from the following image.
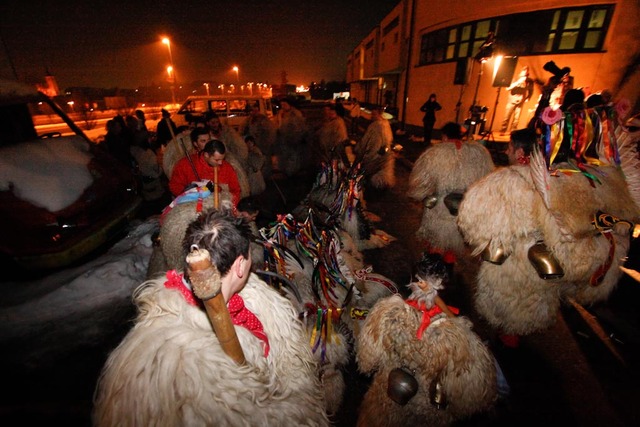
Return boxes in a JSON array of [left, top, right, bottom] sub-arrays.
[[567, 297, 625, 366], [213, 165, 220, 209], [620, 265, 640, 283], [187, 247, 245, 365]]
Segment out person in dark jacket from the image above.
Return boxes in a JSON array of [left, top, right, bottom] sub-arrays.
[[420, 93, 442, 146], [155, 108, 178, 148]]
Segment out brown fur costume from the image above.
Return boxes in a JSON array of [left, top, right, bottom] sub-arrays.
[[356, 275, 497, 426], [146, 190, 237, 278], [408, 141, 494, 256], [458, 123, 640, 335]]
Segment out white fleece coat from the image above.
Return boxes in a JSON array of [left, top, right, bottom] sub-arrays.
[[93, 274, 329, 426]]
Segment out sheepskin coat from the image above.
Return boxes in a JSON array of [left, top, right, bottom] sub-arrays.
[[354, 117, 395, 189], [408, 141, 494, 255], [280, 225, 395, 415], [315, 115, 348, 166], [241, 112, 277, 159], [356, 294, 497, 426], [458, 160, 640, 335], [274, 106, 308, 176], [93, 274, 329, 427]]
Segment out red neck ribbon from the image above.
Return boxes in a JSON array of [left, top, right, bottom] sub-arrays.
[[405, 299, 459, 339], [227, 294, 270, 357], [164, 270, 198, 306]]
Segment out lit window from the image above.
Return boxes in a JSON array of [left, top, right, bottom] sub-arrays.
[[584, 30, 602, 49], [559, 31, 579, 50], [565, 10, 584, 29], [418, 4, 613, 66]]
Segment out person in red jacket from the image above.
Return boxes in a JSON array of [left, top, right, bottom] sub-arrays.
[[169, 139, 241, 206]]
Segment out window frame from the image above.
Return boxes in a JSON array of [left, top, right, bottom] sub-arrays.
[[418, 4, 614, 66]]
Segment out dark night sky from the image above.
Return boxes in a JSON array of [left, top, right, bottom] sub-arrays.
[[0, 0, 398, 89]]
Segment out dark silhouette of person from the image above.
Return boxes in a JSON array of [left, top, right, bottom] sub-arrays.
[[155, 109, 178, 148], [420, 93, 442, 146]]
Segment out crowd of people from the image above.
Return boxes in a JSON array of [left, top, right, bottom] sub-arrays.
[[92, 77, 639, 425]]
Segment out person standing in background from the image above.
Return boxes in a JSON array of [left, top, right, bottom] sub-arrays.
[[347, 97, 361, 137], [155, 109, 177, 148], [500, 66, 534, 135], [420, 93, 441, 146]]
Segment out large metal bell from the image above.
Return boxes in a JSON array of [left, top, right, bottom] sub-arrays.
[[481, 244, 509, 265], [429, 375, 448, 410], [443, 192, 463, 216], [527, 241, 564, 279], [387, 367, 419, 405], [425, 195, 438, 209]]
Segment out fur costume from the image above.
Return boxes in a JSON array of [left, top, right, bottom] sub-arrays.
[[212, 124, 249, 168], [457, 103, 640, 335], [241, 112, 277, 158], [314, 115, 349, 167], [294, 162, 397, 251], [354, 116, 395, 189], [259, 212, 397, 415], [146, 190, 236, 278], [408, 140, 494, 256], [93, 274, 329, 427], [274, 105, 308, 176], [246, 141, 266, 196], [356, 257, 497, 426]]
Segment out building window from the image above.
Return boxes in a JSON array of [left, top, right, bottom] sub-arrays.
[[418, 4, 614, 65], [383, 16, 399, 37], [420, 20, 497, 65]]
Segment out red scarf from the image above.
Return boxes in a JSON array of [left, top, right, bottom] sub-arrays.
[[405, 299, 459, 339], [164, 270, 199, 306], [164, 271, 270, 357], [227, 294, 270, 357]]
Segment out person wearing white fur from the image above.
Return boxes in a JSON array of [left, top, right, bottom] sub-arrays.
[[273, 98, 308, 176], [93, 208, 329, 426], [353, 106, 396, 189], [314, 103, 350, 168], [408, 122, 494, 260]]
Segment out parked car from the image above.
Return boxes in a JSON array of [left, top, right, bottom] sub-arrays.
[[0, 79, 141, 272], [174, 93, 274, 131]]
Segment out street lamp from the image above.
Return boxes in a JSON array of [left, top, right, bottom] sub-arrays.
[[166, 66, 175, 104], [162, 37, 177, 104], [204, 83, 210, 96], [233, 66, 239, 84]]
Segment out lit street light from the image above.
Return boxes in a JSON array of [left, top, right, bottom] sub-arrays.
[[162, 37, 177, 104], [233, 65, 239, 84], [204, 82, 210, 96]]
